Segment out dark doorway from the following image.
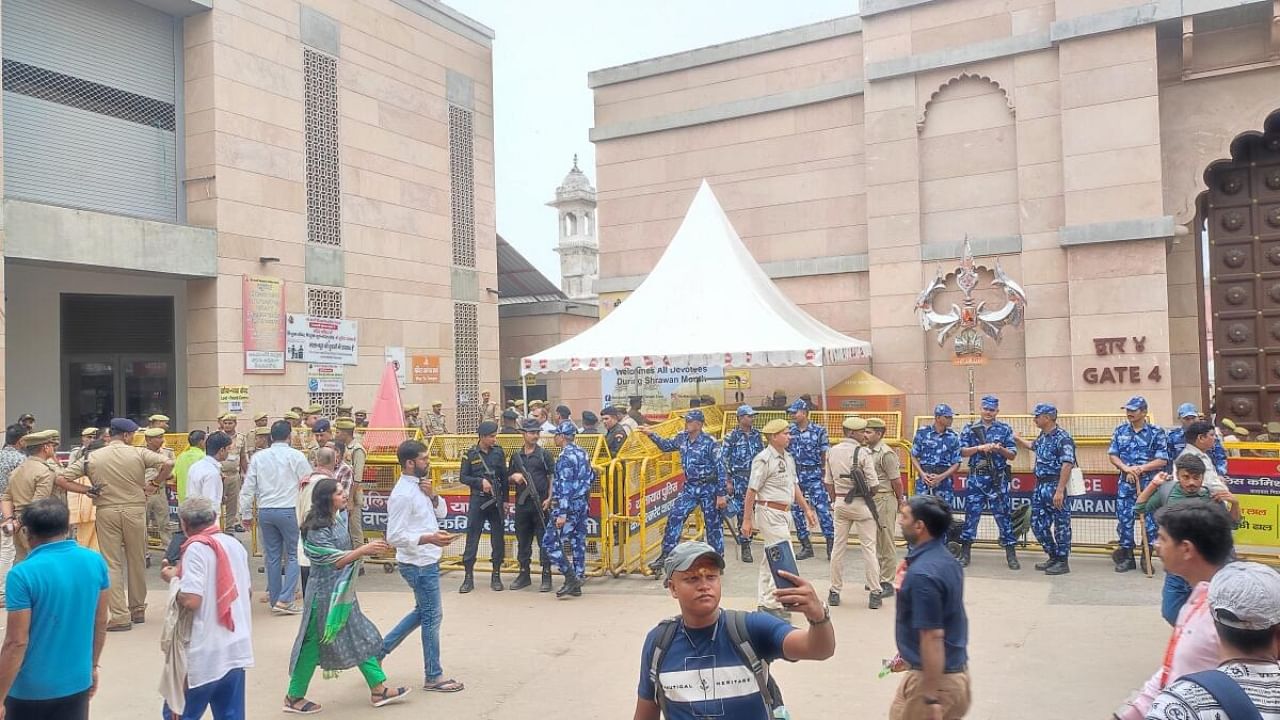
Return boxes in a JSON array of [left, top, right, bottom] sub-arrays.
[[1202, 110, 1280, 432], [61, 294, 175, 438]]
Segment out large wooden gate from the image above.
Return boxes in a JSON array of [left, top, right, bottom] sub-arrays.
[[1206, 112, 1280, 432]]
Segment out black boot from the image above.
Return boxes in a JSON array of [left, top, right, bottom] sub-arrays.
[[959, 542, 972, 568], [511, 569, 531, 590], [556, 571, 582, 598], [1114, 548, 1136, 573], [740, 543, 753, 564], [1034, 558, 1053, 571], [1005, 546, 1020, 570], [490, 572, 505, 592], [539, 568, 553, 593], [648, 553, 668, 574], [825, 537, 834, 560], [880, 581, 895, 598], [459, 571, 474, 594], [828, 589, 841, 607], [868, 591, 883, 610], [796, 539, 815, 561], [1045, 558, 1071, 575]]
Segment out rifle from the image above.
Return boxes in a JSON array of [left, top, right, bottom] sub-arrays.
[[513, 449, 549, 528], [471, 445, 502, 511], [841, 447, 879, 524]]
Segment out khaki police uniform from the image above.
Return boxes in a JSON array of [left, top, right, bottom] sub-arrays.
[[480, 400, 498, 423], [344, 431, 366, 545], [3, 456, 56, 561], [61, 440, 169, 627], [425, 411, 447, 437], [747, 444, 799, 610], [222, 431, 247, 525], [144, 444, 176, 549], [826, 436, 881, 596], [870, 439, 903, 585]]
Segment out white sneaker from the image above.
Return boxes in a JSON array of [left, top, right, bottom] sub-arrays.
[[272, 602, 302, 616]]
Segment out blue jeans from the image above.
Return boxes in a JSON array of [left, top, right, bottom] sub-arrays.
[[258, 507, 299, 605], [161, 667, 245, 720], [382, 563, 444, 682], [1162, 572, 1192, 626]]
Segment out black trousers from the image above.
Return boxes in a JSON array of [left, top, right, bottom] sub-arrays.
[[513, 505, 550, 572], [461, 496, 505, 571], [4, 689, 90, 720]]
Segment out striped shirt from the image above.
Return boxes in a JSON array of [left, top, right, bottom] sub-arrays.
[[1146, 660, 1280, 719]]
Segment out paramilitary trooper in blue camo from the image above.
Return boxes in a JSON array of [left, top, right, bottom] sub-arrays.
[[910, 403, 962, 509], [543, 422, 593, 598], [958, 394, 1020, 570], [786, 399, 833, 560], [1167, 402, 1227, 475], [1108, 395, 1170, 573], [644, 409, 728, 569], [721, 405, 764, 564], [1014, 403, 1076, 576]]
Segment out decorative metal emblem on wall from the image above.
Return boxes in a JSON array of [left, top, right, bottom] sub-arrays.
[[915, 238, 1027, 411]]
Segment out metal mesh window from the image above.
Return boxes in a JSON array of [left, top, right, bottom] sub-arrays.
[[449, 105, 476, 268], [308, 392, 343, 418], [2, 59, 175, 130], [453, 302, 479, 433], [304, 48, 341, 247], [306, 287, 343, 319]]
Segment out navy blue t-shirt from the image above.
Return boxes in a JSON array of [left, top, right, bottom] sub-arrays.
[[637, 610, 794, 719], [895, 537, 968, 670]]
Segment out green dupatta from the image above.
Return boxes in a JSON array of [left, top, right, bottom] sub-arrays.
[[302, 539, 362, 645]]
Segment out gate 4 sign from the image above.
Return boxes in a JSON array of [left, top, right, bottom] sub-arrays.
[[285, 314, 359, 365]]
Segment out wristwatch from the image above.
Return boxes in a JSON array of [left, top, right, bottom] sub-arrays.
[[807, 604, 831, 626]]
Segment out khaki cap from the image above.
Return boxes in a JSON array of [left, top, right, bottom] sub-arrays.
[[761, 418, 789, 435], [148, 414, 170, 422], [305, 404, 323, 414], [865, 417, 886, 430], [22, 429, 59, 446], [284, 411, 301, 420], [404, 404, 420, 413], [253, 412, 269, 422], [80, 427, 99, 437], [842, 416, 868, 431], [337, 404, 353, 412], [514, 400, 525, 407], [529, 400, 545, 408], [255, 426, 272, 436], [1266, 421, 1280, 435], [218, 412, 238, 421], [143, 427, 166, 438], [431, 400, 443, 407], [333, 418, 357, 431]]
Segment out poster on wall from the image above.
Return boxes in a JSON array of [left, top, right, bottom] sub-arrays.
[[385, 346, 406, 388], [242, 276, 285, 373], [411, 355, 440, 384], [601, 364, 725, 415], [285, 314, 359, 365], [307, 364, 344, 394]]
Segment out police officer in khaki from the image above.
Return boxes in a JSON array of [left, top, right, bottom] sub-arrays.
[[403, 403, 422, 432], [306, 418, 332, 466], [67, 426, 100, 464], [148, 413, 170, 431], [425, 401, 448, 436], [218, 412, 248, 532], [866, 417, 904, 597], [142, 427, 176, 553], [740, 418, 816, 619], [334, 418, 366, 546], [826, 416, 883, 609], [1, 430, 95, 561], [284, 410, 305, 450], [60, 417, 173, 630]]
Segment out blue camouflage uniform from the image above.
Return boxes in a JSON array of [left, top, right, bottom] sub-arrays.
[[647, 411, 728, 556], [788, 408, 834, 544], [543, 426, 594, 578], [1108, 404, 1170, 550], [1030, 404, 1077, 561], [721, 409, 764, 546], [910, 404, 962, 509], [959, 396, 1018, 546]]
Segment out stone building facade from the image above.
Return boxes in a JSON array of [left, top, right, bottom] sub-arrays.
[[588, 0, 1280, 427], [0, 0, 497, 438]]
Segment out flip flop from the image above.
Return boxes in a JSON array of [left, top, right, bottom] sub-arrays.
[[423, 678, 464, 693], [371, 686, 411, 708], [283, 698, 321, 714]]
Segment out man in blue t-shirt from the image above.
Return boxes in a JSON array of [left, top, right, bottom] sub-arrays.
[[633, 541, 836, 720], [0, 497, 110, 719]]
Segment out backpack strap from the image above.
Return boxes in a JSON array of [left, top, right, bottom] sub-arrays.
[[649, 616, 681, 713], [724, 609, 784, 712], [1180, 670, 1263, 720]]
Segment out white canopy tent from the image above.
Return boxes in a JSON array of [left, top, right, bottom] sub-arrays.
[[520, 181, 870, 407]]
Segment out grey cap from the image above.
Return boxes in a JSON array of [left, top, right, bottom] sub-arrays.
[[1208, 561, 1280, 630], [661, 541, 725, 587]]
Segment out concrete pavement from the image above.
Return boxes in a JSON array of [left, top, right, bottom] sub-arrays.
[[6, 545, 1170, 719]]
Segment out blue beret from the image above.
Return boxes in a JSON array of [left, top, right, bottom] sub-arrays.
[[312, 419, 331, 433], [685, 409, 705, 423], [980, 395, 999, 410], [1033, 403, 1057, 417], [554, 421, 578, 437], [933, 403, 954, 417], [1122, 396, 1148, 411], [110, 417, 139, 433]]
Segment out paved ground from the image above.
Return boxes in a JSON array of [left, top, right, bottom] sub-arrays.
[[6, 544, 1171, 719]]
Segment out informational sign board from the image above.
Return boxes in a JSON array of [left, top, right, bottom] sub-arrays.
[[411, 355, 440, 384], [242, 276, 285, 373], [286, 314, 359, 365]]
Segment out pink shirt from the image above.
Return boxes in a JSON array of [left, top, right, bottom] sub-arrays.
[[1118, 581, 1219, 720]]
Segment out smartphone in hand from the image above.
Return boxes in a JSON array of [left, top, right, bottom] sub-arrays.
[[765, 540, 800, 593]]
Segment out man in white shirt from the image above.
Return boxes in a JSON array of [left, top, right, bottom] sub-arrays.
[[165, 432, 232, 566], [238, 421, 311, 616], [381, 440, 464, 694], [159, 497, 253, 720]]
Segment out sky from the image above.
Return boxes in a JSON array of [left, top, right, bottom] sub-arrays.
[[443, 0, 859, 284]]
